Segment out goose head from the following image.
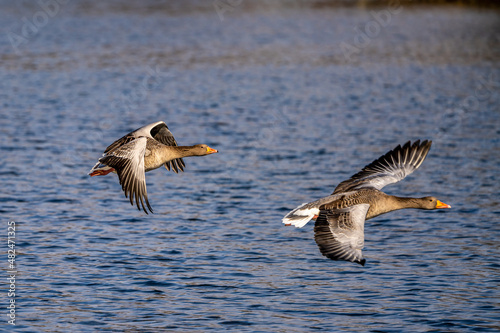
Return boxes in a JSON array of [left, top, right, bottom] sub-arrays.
[[191, 144, 218, 156], [419, 196, 451, 210]]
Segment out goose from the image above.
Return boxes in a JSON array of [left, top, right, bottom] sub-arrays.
[[89, 121, 218, 214], [282, 140, 450, 266]]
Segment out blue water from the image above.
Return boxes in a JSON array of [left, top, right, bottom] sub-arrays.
[[1, 1, 500, 332]]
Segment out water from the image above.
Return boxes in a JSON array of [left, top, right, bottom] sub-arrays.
[[1, 1, 500, 332]]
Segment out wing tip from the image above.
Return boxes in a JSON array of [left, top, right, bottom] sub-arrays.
[[164, 159, 185, 174], [134, 198, 153, 214]]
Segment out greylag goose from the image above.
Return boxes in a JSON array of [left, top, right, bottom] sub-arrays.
[[282, 140, 450, 266], [89, 121, 218, 214]]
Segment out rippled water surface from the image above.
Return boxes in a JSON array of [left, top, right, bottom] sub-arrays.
[[1, 1, 500, 332]]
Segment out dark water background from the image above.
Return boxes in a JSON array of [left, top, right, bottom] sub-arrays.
[[1, 1, 499, 332]]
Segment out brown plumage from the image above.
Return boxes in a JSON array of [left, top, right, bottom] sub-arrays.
[[283, 140, 451, 266], [89, 121, 218, 214]]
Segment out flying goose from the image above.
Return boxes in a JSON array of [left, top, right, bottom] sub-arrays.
[[89, 121, 218, 214], [282, 140, 450, 265]]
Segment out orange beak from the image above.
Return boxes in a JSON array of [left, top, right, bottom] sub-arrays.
[[436, 200, 451, 209], [206, 146, 218, 154]]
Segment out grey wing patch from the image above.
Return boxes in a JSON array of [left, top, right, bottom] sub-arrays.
[[314, 204, 370, 266], [333, 140, 432, 194], [150, 122, 186, 173], [99, 137, 153, 214]]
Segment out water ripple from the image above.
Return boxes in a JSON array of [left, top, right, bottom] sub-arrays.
[[2, 3, 500, 333]]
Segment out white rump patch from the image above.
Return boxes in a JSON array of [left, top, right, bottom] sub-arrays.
[[282, 203, 320, 228]]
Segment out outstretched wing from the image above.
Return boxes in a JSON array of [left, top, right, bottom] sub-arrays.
[[101, 121, 164, 150], [333, 140, 432, 194], [99, 137, 153, 214], [314, 204, 370, 266], [102, 122, 156, 154], [150, 122, 186, 173], [103, 133, 136, 154]]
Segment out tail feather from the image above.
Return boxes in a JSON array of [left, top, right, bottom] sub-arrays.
[[88, 161, 102, 175], [282, 203, 319, 228]]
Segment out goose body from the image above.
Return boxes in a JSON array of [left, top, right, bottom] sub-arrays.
[[89, 121, 218, 214], [282, 140, 450, 266]]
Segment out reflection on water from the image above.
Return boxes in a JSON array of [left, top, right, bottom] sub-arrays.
[[1, 1, 499, 332]]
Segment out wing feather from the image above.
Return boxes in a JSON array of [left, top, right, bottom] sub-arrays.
[[333, 140, 432, 194], [314, 204, 370, 265], [99, 137, 153, 214]]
